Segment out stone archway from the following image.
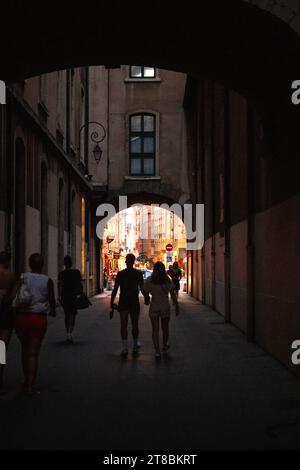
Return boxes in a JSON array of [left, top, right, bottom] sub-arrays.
[[1, 1, 300, 118], [242, 0, 300, 33], [1, 1, 300, 201]]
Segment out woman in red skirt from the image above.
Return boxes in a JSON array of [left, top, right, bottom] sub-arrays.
[[15, 254, 56, 396]]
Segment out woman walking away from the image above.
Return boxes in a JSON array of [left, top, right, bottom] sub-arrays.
[[15, 253, 56, 396], [167, 262, 182, 298], [144, 262, 179, 359], [0, 252, 18, 392], [58, 256, 83, 344]]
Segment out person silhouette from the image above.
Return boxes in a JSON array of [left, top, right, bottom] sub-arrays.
[[0, 251, 18, 392], [58, 256, 83, 344], [15, 253, 56, 396], [110, 254, 147, 357], [144, 262, 179, 358], [167, 262, 182, 298]]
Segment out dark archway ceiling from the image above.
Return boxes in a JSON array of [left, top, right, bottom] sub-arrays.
[[1, 1, 300, 168]]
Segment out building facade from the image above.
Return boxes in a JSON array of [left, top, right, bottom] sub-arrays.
[[89, 65, 189, 289], [0, 65, 190, 296], [0, 69, 98, 296], [103, 205, 187, 276], [87, 66, 189, 205]]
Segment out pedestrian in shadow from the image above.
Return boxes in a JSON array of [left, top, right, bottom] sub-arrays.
[[58, 256, 83, 344], [167, 262, 182, 299], [144, 262, 179, 359], [0, 251, 18, 392], [110, 254, 147, 357], [14, 253, 56, 396]]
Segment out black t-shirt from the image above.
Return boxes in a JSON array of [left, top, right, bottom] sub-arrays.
[[58, 269, 82, 296], [116, 268, 143, 312]]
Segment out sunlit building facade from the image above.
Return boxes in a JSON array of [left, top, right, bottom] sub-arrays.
[[103, 206, 187, 279]]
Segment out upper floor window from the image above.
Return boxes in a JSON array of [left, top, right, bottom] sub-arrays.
[[129, 113, 156, 176], [130, 66, 156, 79]]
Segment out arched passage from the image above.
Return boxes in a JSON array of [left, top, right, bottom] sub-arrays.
[[102, 203, 187, 290], [1, 1, 300, 207], [94, 192, 189, 290], [1, 1, 300, 124], [0, 1, 299, 373]]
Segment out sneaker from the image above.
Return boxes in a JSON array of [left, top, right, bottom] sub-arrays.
[[155, 352, 162, 359], [163, 344, 170, 353], [66, 333, 73, 344], [132, 347, 139, 356], [121, 349, 128, 358], [137, 340, 141, 349]]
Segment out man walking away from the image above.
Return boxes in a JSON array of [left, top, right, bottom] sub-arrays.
[[167, 262, 182, 298], [58, 256, 83, 344], [110, 254, 147, 357]]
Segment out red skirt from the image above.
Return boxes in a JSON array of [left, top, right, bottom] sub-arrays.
[[15, 313, 47, 342]]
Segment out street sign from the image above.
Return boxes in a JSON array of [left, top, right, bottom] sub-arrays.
[[166, 254, 173, 263], [166, 244, 173, 252]]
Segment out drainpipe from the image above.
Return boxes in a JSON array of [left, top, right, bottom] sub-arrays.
[[67, 170, 71, 255], [85, 67, 89, 173], [95, 67, 111, 294], [5, 90, 12, 252], [211, 84, 216, 311], [224, 89, 231, 323], [84, 67, 90, 295], [66, 70, 72, 254], [200, 82, 206, 305], [107, 68, 110, 190], [193, 89, 200, 300], [66, 70, 70, 154], [246, 104, 256, 342]]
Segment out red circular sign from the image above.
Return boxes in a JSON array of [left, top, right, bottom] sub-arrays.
[[166, 244, 173, 252]]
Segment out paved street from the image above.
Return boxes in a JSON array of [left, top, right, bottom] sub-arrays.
[[1, 293, 300, 450]]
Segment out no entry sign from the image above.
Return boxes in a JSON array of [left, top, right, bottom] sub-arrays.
[[166, 244, 173, 252]]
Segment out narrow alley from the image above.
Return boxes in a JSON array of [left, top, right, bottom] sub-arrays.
[[1, 293, 300, 450]]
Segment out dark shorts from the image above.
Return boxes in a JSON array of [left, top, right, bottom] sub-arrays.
[[0, 313, 14, 331], [62, 294, 78, 316], [118, 304, 140, 319], [0, 300, 14, 331], [173, 280, 180, 292]]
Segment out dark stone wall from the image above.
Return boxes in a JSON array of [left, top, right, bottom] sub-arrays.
[[185, 76, 300, 375]]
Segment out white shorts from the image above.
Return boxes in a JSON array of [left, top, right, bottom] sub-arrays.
[[149, 309, 171, 320]]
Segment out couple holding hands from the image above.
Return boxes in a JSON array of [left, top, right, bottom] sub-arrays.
[[110, 254, 180, 359]]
